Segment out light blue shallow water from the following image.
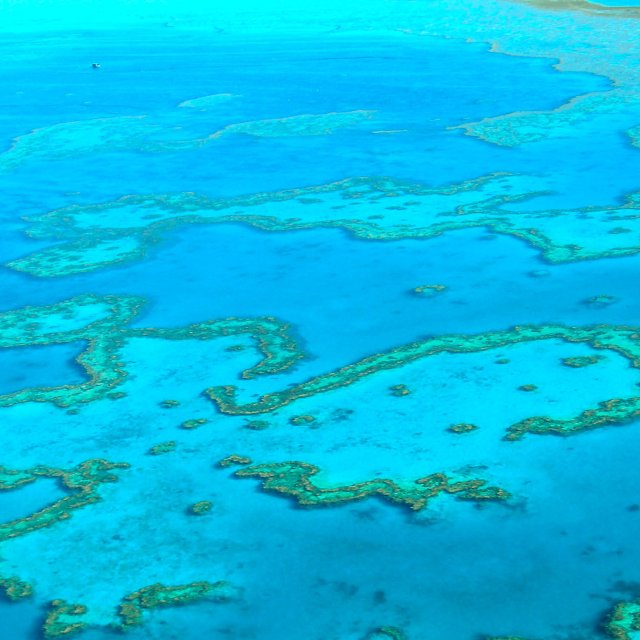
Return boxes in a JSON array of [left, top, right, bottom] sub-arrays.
[[2, 2, 640, 639]]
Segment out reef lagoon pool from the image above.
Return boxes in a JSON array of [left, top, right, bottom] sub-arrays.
[[2, 1, 640, 639]]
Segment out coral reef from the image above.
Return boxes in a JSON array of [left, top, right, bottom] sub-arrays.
[[234, 461, 510, 511], [117, 581, 233, 628], [189, 501, 213, 515], [148, 441, 176, 455], [561, 355, 604, 368], [449, 423, 478, 434], [42, 600, 88, 638], [412, 284, 447, 297], [206, 324, 640, 441], [217, 454, 253, 468], [0, 294, 303, 408], [289, 415, 317, 426], [606, 597, 640, 639], [0, 575, 33, 600], [244, 419, 270, 430], [180, 418, 208, 430], [389, 384, 411, 397], [0, 459, 129, 542]]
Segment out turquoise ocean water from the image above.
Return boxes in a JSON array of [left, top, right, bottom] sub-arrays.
[[3, 0, 640, 639]]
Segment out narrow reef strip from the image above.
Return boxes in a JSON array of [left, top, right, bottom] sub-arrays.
[[0, 294, 303, 407], [205, 323, 640, 440], [0, 459, 129, 542], [233, 461, 509, 511], [117, 581, 233, 629]]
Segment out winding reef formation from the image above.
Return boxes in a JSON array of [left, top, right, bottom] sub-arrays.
[[0, 461, 128, 636], [0, 294, 302, 408], [117, 581, 234, 628], [38, 581, 234, 637], [232, 460, 510, 511], [3, 295, 640, 441], [8, 171, 640, 280], [206, 323, 640, 440], [0, 459, 129, 542], [8, 173, 517, 277], [5, 167, 636, 278]]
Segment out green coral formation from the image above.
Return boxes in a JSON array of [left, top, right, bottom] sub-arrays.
[[180, 418, 208, 429], [148, 441, 176, 455], [244, 419, 270, 430], [606, 598, 640, 639], [0, 294, 143, 408], [38, 581, 235, 636], [159, 399, 181, 408], [206, 323, 640, 440], [505, 397, 640, 441], [189, 501, 213, 515], [6, 296, 633, 443], [449, 423, 478, 434], [289, 414, 317, 426], [42, 599, 88, 638], [389, 384, 411, 397], [412, 284, 447, 297], [218, 454, 253, 468], [0, 459, 129, 542], [9, 172, 640, 281], [117, 581, 232, 628], [234, 461, 510, 511], [562, 355, 604, 368], [453, 91, 618, 148], [0, 294, 303, 408], [0, 575, 33, 600]]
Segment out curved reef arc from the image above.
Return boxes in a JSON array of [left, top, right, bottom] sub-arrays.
[[232, 460, 510, 511], [10, 173, 640, 280], [0, 459, 129, 543], [0, 295, 304, 408], [38, 581, 235, 637], [205, 323, 640, 439]]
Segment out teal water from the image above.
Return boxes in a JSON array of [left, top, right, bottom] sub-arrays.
[[2, 1, 640, 639], [0, 343, 85, 395]]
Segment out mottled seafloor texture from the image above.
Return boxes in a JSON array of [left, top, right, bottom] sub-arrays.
[[2, 0, 640, 638]]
